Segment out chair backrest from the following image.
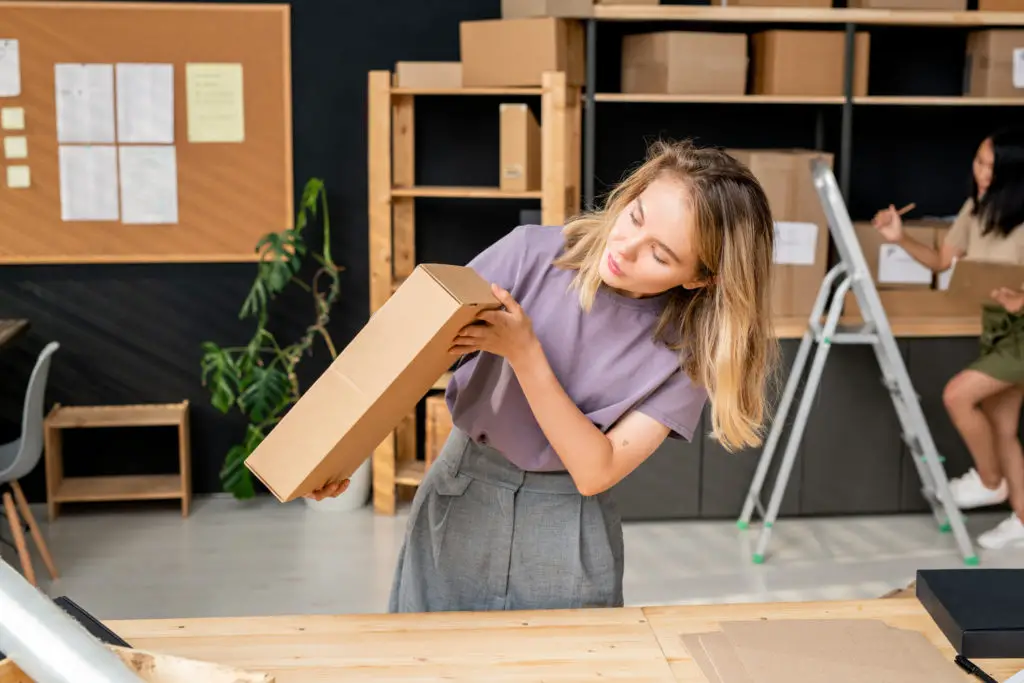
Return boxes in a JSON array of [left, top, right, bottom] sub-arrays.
[[7, 341, 60, 481]]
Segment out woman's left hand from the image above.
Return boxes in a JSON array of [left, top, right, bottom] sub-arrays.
[[449, 284, 539, 367], [991, 286, 1024, 314]]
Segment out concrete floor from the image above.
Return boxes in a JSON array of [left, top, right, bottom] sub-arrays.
[[3, 495, 1021, 621]]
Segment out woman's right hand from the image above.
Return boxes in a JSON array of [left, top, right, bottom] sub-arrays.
[[872, 205, 904, 244], [305, 479, 350, 501]]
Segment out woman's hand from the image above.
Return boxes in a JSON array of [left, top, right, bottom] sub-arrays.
[[449, 284, 539, 368], [872, 205, 904, 244], [305, 479, 350, 501], [991, 287, 1024, 314]]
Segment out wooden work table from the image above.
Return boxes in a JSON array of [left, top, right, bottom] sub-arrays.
[[104, 598, 1024, 682]]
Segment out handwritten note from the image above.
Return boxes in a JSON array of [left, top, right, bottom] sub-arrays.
[[0, 39, 20, 97], [773, 221, 819, 266], [55, 64, 116, 144], [186, 63, 245, 143]]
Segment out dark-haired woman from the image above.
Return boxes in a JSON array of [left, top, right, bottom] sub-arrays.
[[873, 127, 1024, 551]]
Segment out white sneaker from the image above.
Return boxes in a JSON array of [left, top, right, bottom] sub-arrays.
[[943, 468, 1008, 509], [978, 514, 1024, 550]]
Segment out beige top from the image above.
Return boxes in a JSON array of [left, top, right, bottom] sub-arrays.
[[944, 199, 1024, 265]]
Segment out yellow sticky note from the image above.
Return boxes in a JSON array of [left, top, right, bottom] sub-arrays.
[[7, 165, 30, 189], [185, 63, 245, 143], [1, 107, 24, 131], [4, 135, 27, 159]]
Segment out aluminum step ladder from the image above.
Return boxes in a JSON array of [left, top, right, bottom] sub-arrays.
[[736, 159, 977, 567]]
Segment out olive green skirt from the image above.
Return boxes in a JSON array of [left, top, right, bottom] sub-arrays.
[[970, 304, 1024, 384]]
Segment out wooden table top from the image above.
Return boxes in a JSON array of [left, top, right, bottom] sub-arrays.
[[103, 598, 1024, 682]]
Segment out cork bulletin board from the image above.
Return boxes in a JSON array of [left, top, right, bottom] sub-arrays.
[[0, 1, 292, 264]]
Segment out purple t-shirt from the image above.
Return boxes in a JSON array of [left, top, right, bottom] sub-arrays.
[[445, 224, 708, 472]]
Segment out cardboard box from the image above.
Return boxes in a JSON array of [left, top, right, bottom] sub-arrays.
[[843, 289, 980, 320], [728, 149, 832, 318], [849, 0, 964, 9], [245, 264, 500, 502], [500, 103, 541, 192], [917, 569, 1024, 658], [460, 18, 585, 87], [965, 30, 1024, 99], [395, 62, 463, 89], [979, 0, 1024, 10], [945, 257, 1024, 307], [753, 30, 870, 97], [501, 0, 657, 17], [621, 31, 748, 96], [853, 222, 935, 289]]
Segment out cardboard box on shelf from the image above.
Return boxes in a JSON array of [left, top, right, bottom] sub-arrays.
[[853, 222, 936, 289], [621, 31, 747, 96], [499, 103, 542, 192], [728, 149, 832, 319], [395, 62, 463, 89], [752, 30, 870, 97], [460, 18, 585, 87], [848, 0, 965, 9], [964, 30, 1024, 99], [501, 0, 657, 17], [245, 265, 500, 503], [842, 289, 980, 320], [978, 0, 1024, 10]]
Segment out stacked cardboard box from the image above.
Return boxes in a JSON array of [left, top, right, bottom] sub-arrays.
[[621, 32, 748, 96], [848, 0, 965, 9], [752, 30, 870, 97], [501, 0, 659, 19], [460, 17, 585, 87], [499, 104, 542, 192], [964, 30, 1024, 99], [727, 149, 832, 319]]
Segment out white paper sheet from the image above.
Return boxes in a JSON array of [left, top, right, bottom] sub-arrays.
[[185, 63, 245, 143], [118, 145, 179, 224], [58, 145, 119, 221], [1, 106, 24, 130], [1014, 48, 1024, 90], [878, 244, 933, 284], [0, 39, 20, 97], [6, 165, 29, 189], [773, 221, 819, 266], [116, 63, 174, 144], [938, 259, 956, 292], [55, 64, 116, 144], [3, 135, 27, 159]]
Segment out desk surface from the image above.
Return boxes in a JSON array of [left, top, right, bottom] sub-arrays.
[[104, 598, 1024, 682]]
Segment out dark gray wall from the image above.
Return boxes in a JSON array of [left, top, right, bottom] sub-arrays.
[[0, 0, 1017, 522]]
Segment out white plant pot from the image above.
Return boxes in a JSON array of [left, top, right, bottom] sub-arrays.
[[303, 458, 371, 512]]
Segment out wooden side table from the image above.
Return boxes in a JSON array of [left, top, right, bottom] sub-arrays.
[[44, 401, 191, 521]]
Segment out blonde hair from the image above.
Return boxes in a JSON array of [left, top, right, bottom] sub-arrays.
[[554, 140, 779, 452]]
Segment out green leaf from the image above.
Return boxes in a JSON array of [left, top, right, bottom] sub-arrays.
[[199, 342, 240, 414], [219, 443, 256, 500], [238, 365, 291, 423]]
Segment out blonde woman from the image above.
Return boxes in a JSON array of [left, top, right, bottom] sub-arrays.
[[313, 140, 779, 612]]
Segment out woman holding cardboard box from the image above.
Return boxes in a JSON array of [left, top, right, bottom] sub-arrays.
[[873, 127, 1024, 551], [312, 140, 779, 612]]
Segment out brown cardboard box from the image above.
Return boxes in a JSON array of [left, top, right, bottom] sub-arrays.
[[849, 0, 965, 9], [965, 30, 1024, 99], [946, 258, 1024, 306], [843, 289, 980, 320], [245, 264, 500, 502], [460, 18, 585, 87], [395, 62, 463, 89], [501, 0, 593, 18], [728, 149, 833, 318], [621, 32, 748, 96], [853, 222, 935, 289], [500, 103, 542, 192], [753, 30, 870, 97], [979, 0, 1024, 10]]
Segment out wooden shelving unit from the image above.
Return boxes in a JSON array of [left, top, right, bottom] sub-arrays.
[[592, 4, 1024, 26], [367, 69, 581, 515]]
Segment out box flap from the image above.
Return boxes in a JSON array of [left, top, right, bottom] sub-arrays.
[[420, 263, 502, 307]]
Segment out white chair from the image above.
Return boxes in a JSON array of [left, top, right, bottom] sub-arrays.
[[0, 341, 60, 585]]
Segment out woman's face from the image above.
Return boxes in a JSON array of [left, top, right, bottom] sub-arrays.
[[598, 175, 708, 297], [974, 137, 995, 197]]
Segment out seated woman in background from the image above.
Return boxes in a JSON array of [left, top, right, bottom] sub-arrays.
[[873, 127, 1024, 551]]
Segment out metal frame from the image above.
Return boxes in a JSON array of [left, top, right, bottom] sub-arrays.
[[736, 160, 977, 566]]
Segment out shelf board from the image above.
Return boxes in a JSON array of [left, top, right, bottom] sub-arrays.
[[854, 95, 1024, 106], [391, 86, 544, 96], [54, 475, 184, 503], [597, 93, 844, 104], [390, 186, 543, 199], [395, 461, 426, 487], [593, 4, 1024, 26]]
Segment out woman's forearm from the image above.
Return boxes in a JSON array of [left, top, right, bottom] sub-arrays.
[[897, 233, 943, 272], [509, 340, 613, 495]]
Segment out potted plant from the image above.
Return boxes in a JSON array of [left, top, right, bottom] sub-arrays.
[[200, 178, 366, 507]]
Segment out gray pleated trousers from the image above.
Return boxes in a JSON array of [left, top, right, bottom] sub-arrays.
[[388, 427, 625, 613]]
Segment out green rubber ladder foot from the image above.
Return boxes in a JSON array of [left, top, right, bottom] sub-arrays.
[[964, 555, 980, 566], [938, 522, 952, 533], [764, 521, 773, 528], [736, 520, 749, 530], [752, 554, 765, 564]]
